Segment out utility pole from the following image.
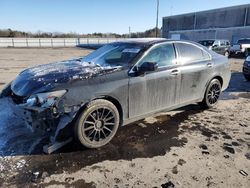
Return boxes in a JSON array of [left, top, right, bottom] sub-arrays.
[[155, 0, 159, 37], [129, 26, 131, 38]]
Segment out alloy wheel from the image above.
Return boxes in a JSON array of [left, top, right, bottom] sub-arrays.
[[207, 82, 221, 105], [81, 107, 116, 143]]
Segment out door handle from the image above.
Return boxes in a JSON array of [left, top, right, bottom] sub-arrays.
[[207, 62, 213, 68], [171, 69, 180, 76]]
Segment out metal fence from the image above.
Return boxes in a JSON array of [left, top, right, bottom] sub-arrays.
[[0, 38, 125, 48]]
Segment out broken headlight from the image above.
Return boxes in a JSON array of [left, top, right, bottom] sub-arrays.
[[26, 90, 67, 107]]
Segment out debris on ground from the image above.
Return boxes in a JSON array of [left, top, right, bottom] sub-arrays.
[[239, 123, 248, 127], [224, 155, 230, 159], [15, 159, 26, 169], [202, 151, 210, 155], [223, 145, 235, 154], [31, 171, 40, 182], [172, 166, 178, 174], [177, 159, 186, 166], [199, 144, 208, 150], [161, 181, 175, 188], [158, 129, 166, 134], [245, 153, 250, 160], [138, 123, 147, 128], [239, 170, 248, 177]]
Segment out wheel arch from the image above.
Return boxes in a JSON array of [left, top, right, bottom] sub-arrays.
[[98, 95, 124, 126], [213, 76, 223, 87], [74, 95, 124, 127], [201, 75, 223, 100]]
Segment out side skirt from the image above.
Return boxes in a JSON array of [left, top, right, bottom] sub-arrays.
[[123, 98, 202, 126]]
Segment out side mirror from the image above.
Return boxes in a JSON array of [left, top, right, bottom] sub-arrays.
[[213, 44, 218, 48], [138, 62, 158, 74]]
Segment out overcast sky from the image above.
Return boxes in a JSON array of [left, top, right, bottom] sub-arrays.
[[0, 0, 249, 34]]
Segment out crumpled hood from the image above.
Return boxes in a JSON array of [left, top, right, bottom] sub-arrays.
[[11, 59, 120, 97]]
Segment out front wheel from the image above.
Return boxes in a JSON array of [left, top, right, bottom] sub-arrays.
[[74, 99, 120, 148], [200, 79, 222, 109]]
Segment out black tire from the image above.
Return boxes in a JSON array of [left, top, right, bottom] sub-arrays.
[[200, 79, 222, 109], [74, 99, 120, 148], [244, 74, 250, 81]]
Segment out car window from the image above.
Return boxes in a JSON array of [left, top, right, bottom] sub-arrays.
[[202, 50, 210, 60], [176, 43, 209, 64], [198, 40, 214, 47], [137, 43, 176, 68], [82, 43, 142, 67], [220, 41, 225, 46], [213, 40, 219, 46]]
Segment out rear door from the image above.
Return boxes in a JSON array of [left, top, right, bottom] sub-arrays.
[[128, 42, 180, 118], [175, 42, 213, 103]]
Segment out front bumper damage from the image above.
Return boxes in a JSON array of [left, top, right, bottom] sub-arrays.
[[0, 83, 81, 154], [4, 88, 81, 154], [22, 102, 80, 154]]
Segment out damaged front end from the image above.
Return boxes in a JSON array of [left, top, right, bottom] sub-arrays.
[[19, 90, 67, 129], [0, 58, 117, 153], [8, 89, 80, 154]]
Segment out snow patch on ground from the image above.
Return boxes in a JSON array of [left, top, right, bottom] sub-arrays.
[[0, 98, 23, 150], [0, 98, 44, 156]]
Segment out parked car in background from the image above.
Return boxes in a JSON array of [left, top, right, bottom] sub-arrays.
[[230, 38, 250, 57], [198, 39, 230, 57], [243, 56, 250, 81], [0, 38, 231, 153]]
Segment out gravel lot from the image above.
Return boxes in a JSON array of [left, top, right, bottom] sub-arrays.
[[0, 48, 249, 187]]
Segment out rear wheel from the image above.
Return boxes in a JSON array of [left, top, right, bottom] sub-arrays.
[[74, 99, 120, 148], [200, 79, 221, 109]]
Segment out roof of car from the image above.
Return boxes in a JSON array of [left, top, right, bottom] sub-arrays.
[[198, 39, 230, 41], [112, 38, 212, 52], [116, 38, 170, 45]]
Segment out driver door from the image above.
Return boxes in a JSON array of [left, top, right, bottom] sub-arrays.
[[128, 43, 180, 118]]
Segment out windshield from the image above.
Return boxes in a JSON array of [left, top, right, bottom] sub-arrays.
[[198, 40, 215, 47], [82, 43, 142, 67]]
